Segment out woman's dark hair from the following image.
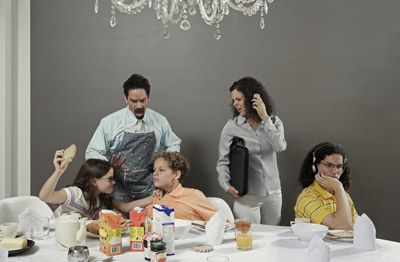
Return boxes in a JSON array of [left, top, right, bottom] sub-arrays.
[[154, 152, 190, 183], [123, 73, 151, 97], [72, 159, 113, 216], [229, 76, 275, 121], [299, 142, 351, 190]]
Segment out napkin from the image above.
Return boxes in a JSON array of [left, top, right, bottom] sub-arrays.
[[205, 211, 225, 246], [308, 235, 330, 262], [353, 213, 376, 251], [0, 247, 8, 262]]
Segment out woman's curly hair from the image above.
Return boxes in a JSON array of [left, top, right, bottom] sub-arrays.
[[229, 76, 275, 121], [154, 152, 190, 183], [299, 142, 351, 190]]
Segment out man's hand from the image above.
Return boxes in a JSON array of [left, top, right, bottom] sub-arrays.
[[227, 186, 240, 198], [152, 189, 164, 201], [111, 153, 132, 173]]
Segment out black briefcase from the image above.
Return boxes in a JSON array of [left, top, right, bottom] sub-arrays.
[[229, 137, 249, 196]]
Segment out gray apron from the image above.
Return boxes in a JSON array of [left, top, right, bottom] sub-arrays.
[[113, 129, 156, 201]]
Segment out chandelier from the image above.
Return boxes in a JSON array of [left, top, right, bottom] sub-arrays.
[[94, 0, 276, 39]]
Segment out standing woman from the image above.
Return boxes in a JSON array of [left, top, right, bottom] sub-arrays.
[[216, 76, 287, 225]]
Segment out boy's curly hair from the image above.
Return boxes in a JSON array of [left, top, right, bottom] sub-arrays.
[[154, 152, 190, 183]]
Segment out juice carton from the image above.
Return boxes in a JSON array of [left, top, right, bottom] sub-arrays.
[[129, 207, 145, 251], [99, 210, 123, 256], [152, 204, 175, 256]]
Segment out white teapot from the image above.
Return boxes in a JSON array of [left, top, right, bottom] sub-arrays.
[[55, 212, 87, 248]]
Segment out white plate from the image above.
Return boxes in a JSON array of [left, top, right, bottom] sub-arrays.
[[191, 221, 234, 232], [326, 230, 353, 242]]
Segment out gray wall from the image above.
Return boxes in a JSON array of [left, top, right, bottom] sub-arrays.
[[32, 0, 400, 241]]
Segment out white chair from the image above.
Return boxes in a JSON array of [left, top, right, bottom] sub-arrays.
[[207, 197, 235, 223], [0, 196, 53, 223]]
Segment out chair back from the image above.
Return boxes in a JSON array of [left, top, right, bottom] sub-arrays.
[[0, 196, 53, 223], [206, 197, 234, 223]]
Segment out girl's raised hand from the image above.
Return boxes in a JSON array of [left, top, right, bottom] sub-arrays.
[[53, 150, 67, 175]]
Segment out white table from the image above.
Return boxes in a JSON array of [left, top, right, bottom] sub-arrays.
[[7, 225, 400, 262]]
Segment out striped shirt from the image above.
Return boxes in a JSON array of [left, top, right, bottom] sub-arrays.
[[294, 181, 357, 224], [54, 186, 100, 219]]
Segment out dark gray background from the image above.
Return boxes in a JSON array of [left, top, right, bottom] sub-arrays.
[[31, 0, 400, 241]]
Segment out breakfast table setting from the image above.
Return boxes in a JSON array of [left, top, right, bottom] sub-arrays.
[[3, 217, 400, 262]]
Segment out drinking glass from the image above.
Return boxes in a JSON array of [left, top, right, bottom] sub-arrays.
[[26, 217, 50, 240], [234, 219, 252, 251]]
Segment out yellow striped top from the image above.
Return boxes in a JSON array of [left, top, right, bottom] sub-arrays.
[[294, 181, 358, 224]]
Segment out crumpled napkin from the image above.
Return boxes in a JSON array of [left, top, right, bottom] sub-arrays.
[[205, 211, 225, 246], [353, 213, 376, 250], [0, 246, 8, 262], [308, 235, 330, 262]]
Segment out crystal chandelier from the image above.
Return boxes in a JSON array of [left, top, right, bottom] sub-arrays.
[[94, 0, 276, 39]]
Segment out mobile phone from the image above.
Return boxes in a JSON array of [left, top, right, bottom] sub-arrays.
[[253, 93, 260, 99]]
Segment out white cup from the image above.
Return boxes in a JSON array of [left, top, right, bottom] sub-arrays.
[[290, 217, 311, 226]]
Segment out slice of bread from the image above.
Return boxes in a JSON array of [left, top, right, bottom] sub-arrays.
[[61, 144, 77, 169]]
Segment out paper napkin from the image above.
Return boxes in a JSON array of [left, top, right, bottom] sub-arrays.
[[206, 211, 225, 246], [353, 213, 376, 250], [308, 235, 330, 262]]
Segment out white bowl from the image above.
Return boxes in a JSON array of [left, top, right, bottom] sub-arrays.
[[291, 223, 328, 242], [175, 219, 192, 239]]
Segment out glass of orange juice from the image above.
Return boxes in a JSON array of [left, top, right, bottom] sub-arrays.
[[234, 219, 252, 251]]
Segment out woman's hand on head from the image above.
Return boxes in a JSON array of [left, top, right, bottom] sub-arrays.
[[53, 150, 66, 175], [251, 96, 269, 121], [227, 186, 240, 198], [315, 173, 343, 193]]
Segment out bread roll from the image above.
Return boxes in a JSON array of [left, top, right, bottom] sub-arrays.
[[61, 144, 77, 169], [86, 220, 99, 235]]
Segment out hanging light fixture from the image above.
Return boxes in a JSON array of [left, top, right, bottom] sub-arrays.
[[94, 0, 276, 40]]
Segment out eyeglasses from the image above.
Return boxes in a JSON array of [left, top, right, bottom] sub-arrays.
[[99, 177, 114, 182], [319, 161, 344, 173]]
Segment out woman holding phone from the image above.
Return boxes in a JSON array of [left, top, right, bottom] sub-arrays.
[[216, 76, 287, 225]]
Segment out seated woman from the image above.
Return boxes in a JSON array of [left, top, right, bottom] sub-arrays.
[[294, 142, 357, 230], [145, 152, 216, 221], [39, 149, 152, 219]]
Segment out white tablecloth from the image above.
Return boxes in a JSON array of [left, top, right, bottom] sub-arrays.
[[7, 225, 400, 262]]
